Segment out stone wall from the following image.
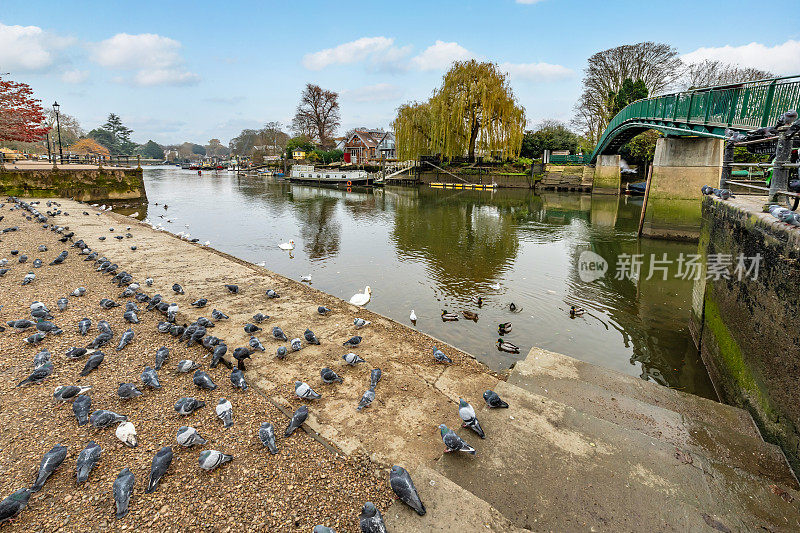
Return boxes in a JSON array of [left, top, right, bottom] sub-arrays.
[[417, 171, 534, 188], [692, 196, 800, 474], [0, 167, 146, 201], [593, 155, 621, 194]]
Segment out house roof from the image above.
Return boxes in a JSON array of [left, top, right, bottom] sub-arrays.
[[346, 129, 395, 149]]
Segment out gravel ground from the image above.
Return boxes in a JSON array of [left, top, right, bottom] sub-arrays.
[[0, 198, 393, 532]]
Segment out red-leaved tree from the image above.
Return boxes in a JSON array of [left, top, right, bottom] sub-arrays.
[[0, 76, 50, 142]]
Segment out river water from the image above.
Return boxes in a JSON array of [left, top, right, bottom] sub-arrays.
[[128, 167, 715, 399]]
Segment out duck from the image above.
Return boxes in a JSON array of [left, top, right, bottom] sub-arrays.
[[279, 240, 295, 250], [497, 338, 520, 354], [570, 305, 585, 318], [509, 303, 522, 313], [441, 310, 459, 321], [490, 283, 501, 291], [461, 310, 479, 321], [498, 322, 512, 335], [409, 309, 417, 323], [349, 286, 371, 306], [472, 296, 483, 307]]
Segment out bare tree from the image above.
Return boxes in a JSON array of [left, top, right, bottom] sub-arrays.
[[682, 60, 774, 90], [261, 121, 290, 157], [572, 42, 683, 144], [292, 83, 341, 148]]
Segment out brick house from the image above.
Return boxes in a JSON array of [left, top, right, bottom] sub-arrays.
[[343, 130, 396, 164]]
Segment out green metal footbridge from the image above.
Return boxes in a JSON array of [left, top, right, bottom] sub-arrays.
[[589, 75, 800, 163]]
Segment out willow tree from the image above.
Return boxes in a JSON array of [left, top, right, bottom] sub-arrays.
[[395, 60, 525, 161]]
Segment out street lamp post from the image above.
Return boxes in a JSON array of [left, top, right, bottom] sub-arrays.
[[53, 101, 64, 164]]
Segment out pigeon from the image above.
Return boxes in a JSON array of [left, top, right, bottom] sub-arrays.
[[21, 272, 35, 285], [19, 254, 28, 264], [439, 424, 476, 454], [193, 370, 217, 390], [216, 398, 233, 428], [75, 441, 101, 484], [156, 321, 171, 334], [359, 502, 387, 533], [433, 346, 452, 364], [313, 526, 335, 533], [353, 318, 371, 329], [276, 346, 287, 359], [32, 258, 42, 268], [304, 328, 320, 345], [459, 398, 485, 439], [191, 298, 208, 308], [53, 385, 92, 404], [72, 287, 86, 297], [116, 328, 134, 351], [87, 332, 112, 349], [369, 368, 382, 388], [320, 367, 343, 384], [258, 422, 278, 454], [99, 298, 120, 309], [115, 421, 138, 447], [232, 347, 253, 370], [123, 310, 139, 324], [174, 397, 205, 415], [7, 319, 35, 331], [90, 410, 127, 428], [265, 289, 279, 299], [112, 467, 135, 519], [24, 331, 46, 344], [249, 313, 269, 326], [0, 489, 32, 525], [166, 303, 178, 322], [342, 336, 362, 347], [153, 346, 169, 370], [244, 323, 261, 334], [117, 382, 143, 399], [249, 336, 266, 352], [141, 366, 161, 389], [146, 294, 162, 311], [290, 338, 303, 352], [198, 450, 233, 471], [177, 360, 199, 373], [483, 389, 509, 409], [272, 326, 288, 341], [211, 344, 232, 369], [317, 306, 330, 315], [0, 268, 8, 278], [145, 447, 172, 493], [97, 320, 113, 334], [390, 465, 426, 516], [342, 352, 365, 366], [211, 309, 229, 320], [176, 426, 206, 447], [196, 316, 214, 328], [285, 405, 308, 437], [17, 362, 53, 386], [224, 284, 239, 294], [56, 297, 68, 311], [230, 369, 248, 391], [295, 381, 321, 400], [31, 444, 68, 492], [357, 386, 375, 410], [172, 283, 184, 294], [33, 349, 51, 368], [73, 395, 91, 426], [78, 351, 103, 376], [145, 278, 153, 286]]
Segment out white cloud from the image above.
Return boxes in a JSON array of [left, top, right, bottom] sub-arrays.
[[411, 40, 474, 71], [61, 69, 89, 84], [90, 33, 199, 86], [342, 83, 402, 103], [303, 37, 410, 70], [681, 40, 800, 75], [499, 62, 573, 82], [0, 22, 75, 72]]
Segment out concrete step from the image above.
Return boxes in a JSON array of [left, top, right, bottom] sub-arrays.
[[434, 381, 800, 532], [509, 348, 798, 488]]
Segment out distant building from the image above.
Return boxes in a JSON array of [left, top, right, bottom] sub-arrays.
[[343, 130, 396, 164], [292, 149, 307, 160]]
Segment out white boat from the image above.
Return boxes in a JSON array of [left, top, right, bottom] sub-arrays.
[[289, 165, 372, 185]]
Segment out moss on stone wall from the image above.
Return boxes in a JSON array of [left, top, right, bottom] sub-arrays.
[[0, 168, 146, 201]]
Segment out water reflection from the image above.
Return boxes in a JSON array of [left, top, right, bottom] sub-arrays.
[[137, 167, 715, 399]]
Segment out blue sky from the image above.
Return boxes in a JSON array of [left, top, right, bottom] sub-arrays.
[[2, 0, 799, 145]]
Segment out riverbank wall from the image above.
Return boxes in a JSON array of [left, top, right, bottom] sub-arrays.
[[0, 166, 145, 201], [691, 195, 800, 474]]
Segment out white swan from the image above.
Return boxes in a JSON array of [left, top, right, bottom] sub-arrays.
[[279, 240, 295, 250], [410, 309, 417, 322], [349, 286, 371, 306]]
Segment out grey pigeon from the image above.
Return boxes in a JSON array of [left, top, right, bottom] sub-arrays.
[[177, 360, 199, 373], [258, 422, 278, 454], [80, 352, 104, 376], [117, 382, 142, 399], [22, 272, 35, 285], [7, 319, 34, 331], [87, 332, 112, 349], [290, 338, 303, 352], [76, 441, 101, 484], [53, 385, 91, 403], [112, 467, 135, 519], [211, 344, 232, 369], [116, 328, 134, 351], [35, 320, 56, 334], [0, 489, 32, 525], [99, 298, 119, 309], [66, 347, 89, 359], [77, 317, 91, 335], [198, 450, 232, 471], [123, 310, 139, 324], [174, 397, 205, 415], [172, 283, 184, 294], [390, 465, 426, 515], [97, 320, 112, 334], [33, 349, 51, 368], [31, 444, 68, 492], [342, 336, 362, 347], [49, 250, 68, 265], [370, 368, 382, 388], [244, 323, 261, 334], [24, 332, 46, 344], [224, 284, 239, 294], [272, 326, 288, 341], [56, 297, 68, 311], [342, 352, 365, 366], [73, 395, 91, 426], [353, 318, 371, 329], [249, 336, 265, 352], [72, 287, 86, 297], [193, 370, 217, 390], [357, 386, 375, 411], [459, 398, 485, 439], [176, 426, 206, 447], [18, 362, 53, 386], [216, 398, 233, 427], [211, 309, 229, 320], [483, 389, 508, 408], [230, 369, 248, 391], [157, 322, 171, 333], [265, 289, 279, 298], [359, 502, 387, 533], [320, 367, 343, 384], [276, 346, 287, 359], [32, 259, 42, 268], [285, 405, 308, 437], [295, 381, 321, 400], [141, 366, 161, 389], [232, 347, 252, 371], [304, 328, 320, 345], [90, 410, 127, 428], [252, 313, 269, 323], [433, 346, 452, 364], [318, 306, 331, 315], [191, 298, 207, 308], [145, 447, 173, 493], [155, 346, 169, 370], [439, 424, 476, 454], [313, 526, 335, 533]]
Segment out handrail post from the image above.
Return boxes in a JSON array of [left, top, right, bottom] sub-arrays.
[[726, 89, 739, 126], [761, 81, 777, 127], [768, 129, 791, 203], [703, 91, 712, 124], [687, 93, 694, 122]]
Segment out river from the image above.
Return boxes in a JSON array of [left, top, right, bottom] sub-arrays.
[[125, 167, 715, 399]]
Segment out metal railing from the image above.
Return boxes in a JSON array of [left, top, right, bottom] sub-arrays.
[[549, 154, 587, 165]]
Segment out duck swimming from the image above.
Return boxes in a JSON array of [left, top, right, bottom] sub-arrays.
[[461, 310, 478, 321], [509, 303, 522, 313], [472, 296, 483, 307], [497, 338, 520, 354], [278, 240, 295, 250], [498, 322, 512, 335], [441, 310, 459, 321], [570, 305, 585, 317]]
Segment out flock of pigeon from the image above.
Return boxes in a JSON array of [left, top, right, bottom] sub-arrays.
[[0, 196, 512, 532]]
